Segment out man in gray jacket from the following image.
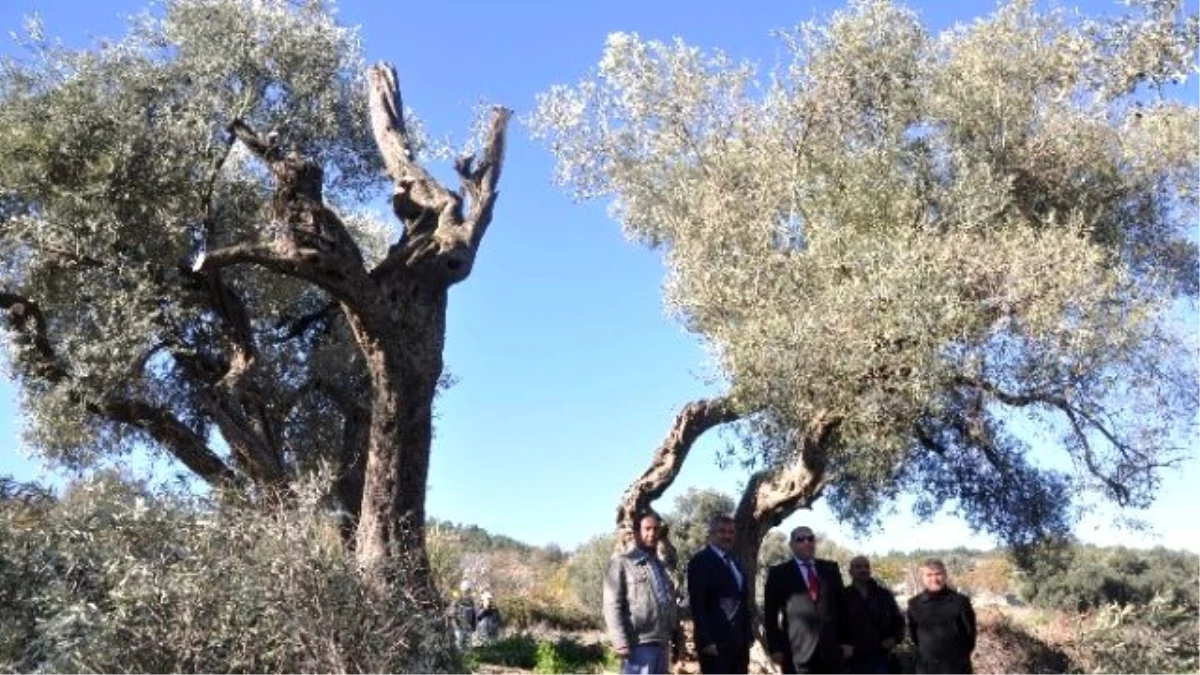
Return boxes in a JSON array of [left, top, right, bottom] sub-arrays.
[[603, 512, 681, 674]]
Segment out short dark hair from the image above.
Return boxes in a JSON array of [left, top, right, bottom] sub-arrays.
[[920, 558, 947, 573], [635, 511, 661, 526], [707, 514, 735, 534]]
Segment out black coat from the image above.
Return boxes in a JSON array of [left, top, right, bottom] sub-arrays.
[[843, 579, 905, 657], [764, 558, 849, 672], [906, 589, 976, 674], [687, 546, 753, 651]]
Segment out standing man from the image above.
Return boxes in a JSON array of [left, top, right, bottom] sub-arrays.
[[844, 556, 905, 674], [686, 515, 753, 674], [450, 580, 477, 650], [603, 512, 681, 674], [763, 526, 852, 674], [906, 559, 976, 674]]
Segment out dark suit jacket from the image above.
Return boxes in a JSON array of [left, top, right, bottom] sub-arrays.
[[686, 546, 753, 652], [763, 558, 849, 670]]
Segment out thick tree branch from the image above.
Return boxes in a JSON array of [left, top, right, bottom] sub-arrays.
[[195, 120, 372, 307], [198, 388, 287, 485], [271, 300, 339, 344], [455, 107, 512, 252], [615, 396, 741, 528], [368, 63, 511, 285], [368, 63, 456, 230], [734, 410, 838, 533], [102, 399, 239, 486], [193, 242, 290, 272], [1, 291, 68, 382]]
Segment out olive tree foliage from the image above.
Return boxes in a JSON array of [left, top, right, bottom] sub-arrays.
[[531, 0, 1198, 576], [0, 0, 511, 594], [0, 0, 379, 484]]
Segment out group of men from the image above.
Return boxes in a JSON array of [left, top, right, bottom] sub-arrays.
[[603, 513, 977, 675]]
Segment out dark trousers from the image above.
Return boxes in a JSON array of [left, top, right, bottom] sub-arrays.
[[783, 646, 843, 675], [847, 651, 893, 674], [698, 643, 750, 674]]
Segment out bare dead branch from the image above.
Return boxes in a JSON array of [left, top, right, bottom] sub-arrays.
[[367, 63, 511, 287], [459, 106, 513, 253], [367, 63, 456, 229]]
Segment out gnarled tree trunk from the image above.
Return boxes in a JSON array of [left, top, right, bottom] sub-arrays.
[[730, 411, 838, 593], [196, 61, 511, 601]]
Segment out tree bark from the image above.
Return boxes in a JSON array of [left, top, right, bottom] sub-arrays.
[[343, 282, 445, 595]]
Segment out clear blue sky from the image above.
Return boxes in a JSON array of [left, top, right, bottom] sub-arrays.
[[1, 0, 1197, 555]]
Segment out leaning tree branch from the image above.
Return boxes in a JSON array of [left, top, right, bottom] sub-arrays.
[[2, 295, 248, 490], [615, 396, 741, 528], [102, 398, 239, 487]]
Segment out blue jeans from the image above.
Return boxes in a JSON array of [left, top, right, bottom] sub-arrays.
[[622, 642, 670, 674]]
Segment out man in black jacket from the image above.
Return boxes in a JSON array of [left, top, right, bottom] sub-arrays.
[[906, 559, 976, 674], [686, 515, 752, 674], [844, 556, 905, 674], [763, 526, 852, 674]]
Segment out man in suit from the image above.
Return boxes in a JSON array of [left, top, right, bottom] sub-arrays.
[[686, 515, 752, 674], [764, 526, 852, 674]]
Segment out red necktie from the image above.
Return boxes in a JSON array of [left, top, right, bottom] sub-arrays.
[[803, 562, 819, 602]]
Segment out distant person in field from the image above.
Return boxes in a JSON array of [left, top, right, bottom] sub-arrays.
[[475, 590, 501, 643], [451, 580, 477, 650], [843, 555, 905, 674], [906, 558, 976, 674], [686, 515, 752, 674], [603, 512, 681, 674]]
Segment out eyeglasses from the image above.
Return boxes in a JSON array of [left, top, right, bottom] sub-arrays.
[[792, 535, 816, 543]]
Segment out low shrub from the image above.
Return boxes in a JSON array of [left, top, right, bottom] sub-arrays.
[[0, 474, 458, 673], [533, 636, 612, 675], [467, 634, 613, 674], [466, 633, 538, 670], [1070, 595, 1199, 674]]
